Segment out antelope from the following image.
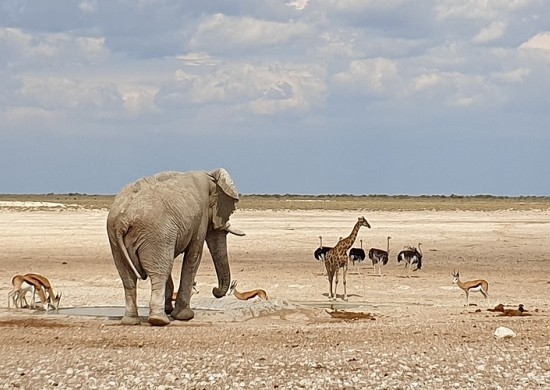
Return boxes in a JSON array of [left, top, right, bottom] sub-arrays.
[[451, 270, 489, 306], [24, 273, 62, 312], [228, 280, 268, 301], [171, 281, 199, 301], [8, 274, 38, 309]]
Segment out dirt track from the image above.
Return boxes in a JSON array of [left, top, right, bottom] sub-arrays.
[[1, 208, 549, 388]]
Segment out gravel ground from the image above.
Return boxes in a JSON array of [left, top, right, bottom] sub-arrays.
[[1, 306, 549, 389], [1, 208, 549, 389]]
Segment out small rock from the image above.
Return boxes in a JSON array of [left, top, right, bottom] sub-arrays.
[[494, 326, 516, 339], [165, 373, 177, 383]]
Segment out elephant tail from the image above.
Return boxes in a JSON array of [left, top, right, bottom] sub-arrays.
[[116, 230, 148, 280]]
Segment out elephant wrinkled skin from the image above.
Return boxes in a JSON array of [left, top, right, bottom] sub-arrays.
[[106, 169, 244, 326]]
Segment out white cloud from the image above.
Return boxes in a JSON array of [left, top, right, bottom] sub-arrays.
[[331, 58, 400, 94], [520, 31, 550, 51], [287, 0, 309, 10], [473, 21, 508, 44], [79, 1, 97, 13], [190, 14, 309, 53], [436, 0, 539, 20], [322, 0, 415, 12], [2, 106, 63, 128], [491, 68, 530, 83], [16, 75, 122, 111], [410, 73, 445, 92], [406, 70, 504, 108], [0, 27, 108, 67], [157, 61, 327, 116]]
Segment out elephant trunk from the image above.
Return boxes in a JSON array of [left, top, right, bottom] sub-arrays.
[[205, 231, 231, 298]]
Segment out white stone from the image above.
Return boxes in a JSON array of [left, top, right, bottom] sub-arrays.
[[494, 326, 516, 339]]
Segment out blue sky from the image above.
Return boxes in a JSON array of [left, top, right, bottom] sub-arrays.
[[1, 1, 549, 195]]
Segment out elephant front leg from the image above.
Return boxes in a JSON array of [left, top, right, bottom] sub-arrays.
[[172, 243, 203, 321], [164, 275, 175, 315]]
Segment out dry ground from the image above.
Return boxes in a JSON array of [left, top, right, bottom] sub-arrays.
[[0, 203, 549, 389]]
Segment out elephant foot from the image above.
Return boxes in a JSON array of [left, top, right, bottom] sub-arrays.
[[148, 313, 171, 327], [121, 315, 141, 326], [164, 304, 174, 315], [171, 307, 195, 321]]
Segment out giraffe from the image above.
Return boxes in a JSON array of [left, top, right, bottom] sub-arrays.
[[324, 216, 371, 301]]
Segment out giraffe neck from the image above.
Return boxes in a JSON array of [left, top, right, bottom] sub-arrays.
[[336, 221, 362, 251]]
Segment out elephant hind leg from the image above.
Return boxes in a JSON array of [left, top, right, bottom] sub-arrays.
[[111, 247, 140, 325], [147, 273, 172, 326]]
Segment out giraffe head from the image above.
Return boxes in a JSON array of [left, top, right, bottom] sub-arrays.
[[358, 216, 371, 229]]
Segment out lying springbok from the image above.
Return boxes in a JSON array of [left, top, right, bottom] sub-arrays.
[[228, 280, 268, 301], [8, 273, 62, 312]]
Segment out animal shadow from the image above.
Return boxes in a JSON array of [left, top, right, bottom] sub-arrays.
[[321, 293, 362, 299]]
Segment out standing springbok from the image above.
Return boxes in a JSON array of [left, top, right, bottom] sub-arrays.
[[8, 274, 37, 309], [452, 270, 489, 306], [9, 273, 62, 312], [24, 273, 62, 311]]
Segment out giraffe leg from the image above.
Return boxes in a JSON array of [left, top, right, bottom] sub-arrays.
[[342, 265, 348, 301], [328, 271, 334, 300], [334, 268, 340, 301]]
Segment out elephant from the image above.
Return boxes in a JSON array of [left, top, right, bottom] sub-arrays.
[[106, 168, 244, 326]]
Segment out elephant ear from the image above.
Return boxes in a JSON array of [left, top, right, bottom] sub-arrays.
[[209, 168, 239, 200], [209, 168, 239, 230]]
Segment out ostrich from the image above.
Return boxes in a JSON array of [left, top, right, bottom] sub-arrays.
[[397, 243, 423, 276], [368, 236, 391, 276], [314, 236, 332, 261], [349, 239, 366, 265]]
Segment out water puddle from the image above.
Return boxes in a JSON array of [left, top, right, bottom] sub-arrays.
[[34, 306, 148, 320]]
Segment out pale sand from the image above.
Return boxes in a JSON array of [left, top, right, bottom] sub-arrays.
[[0, 208, 549, 388]]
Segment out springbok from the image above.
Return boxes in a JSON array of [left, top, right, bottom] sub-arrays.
[[9, 273, 62, 312], [452, 270, 489, 306], [228, 280, 268, 301], [8, 274, 37, 309]]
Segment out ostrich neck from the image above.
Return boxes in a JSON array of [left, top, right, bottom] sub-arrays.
[[386, 237, 390, 253]]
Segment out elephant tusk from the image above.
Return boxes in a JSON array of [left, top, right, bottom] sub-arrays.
[[225, 224, 245, 236]]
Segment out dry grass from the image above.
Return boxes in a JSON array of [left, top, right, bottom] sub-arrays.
[[1, 193, 549, 211], [239, 195, 550, 211]]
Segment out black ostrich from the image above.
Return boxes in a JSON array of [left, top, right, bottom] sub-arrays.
[[349, 239, 366, 265], [314, 236, 332, 261], [397, 243, 423, 276], [368, 236, 391, 276]]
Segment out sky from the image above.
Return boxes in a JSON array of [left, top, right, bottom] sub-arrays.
[[1, 0, 549, 196]]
